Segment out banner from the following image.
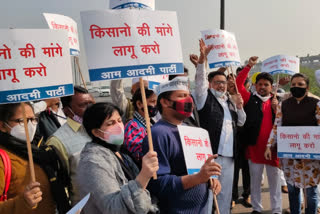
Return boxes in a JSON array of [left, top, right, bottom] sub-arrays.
[[261, 55, 299, 75], [315, 70, 320, 87], [0, 29, 74, 104], [81, 10, 184, 81], [110, 0, 155, 10], [201, 29, 241, 69], [147, 74, 169, 90], [43, 13, 80, 56], [277, 126, 320, 160], [177, 125, 215, 175]]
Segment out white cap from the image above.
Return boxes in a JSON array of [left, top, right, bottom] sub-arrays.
[[154, 76, 189, 96], [132, 77, 148, 85]]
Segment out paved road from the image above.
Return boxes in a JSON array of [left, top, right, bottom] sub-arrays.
[[232, 170, 289, 214]]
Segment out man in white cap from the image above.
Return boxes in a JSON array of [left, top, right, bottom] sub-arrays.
[[142, 76, 222, 213]]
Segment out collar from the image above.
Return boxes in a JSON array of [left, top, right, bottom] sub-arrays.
[[133, 111, 147, 128], [67, 117, 82, 132]]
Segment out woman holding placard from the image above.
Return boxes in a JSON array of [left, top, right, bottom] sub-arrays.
[[265, 73, 320, 214], [0, 103, 56, 214], [76, 102, 159, 214]]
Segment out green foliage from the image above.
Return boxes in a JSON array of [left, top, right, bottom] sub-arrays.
[[280, 67, 320, 97]]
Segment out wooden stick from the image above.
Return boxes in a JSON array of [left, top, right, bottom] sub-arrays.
[[139, 78, 157, 180], [274, 74, 280, 98], [302, 161, 307, 209], [210, 178, 220, 214], [230, 66, 239, 94], [21, 102, 36, 182], [75, 56, 87, 90]]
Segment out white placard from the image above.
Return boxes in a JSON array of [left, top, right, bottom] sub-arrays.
[[67, 193, 90, 214], [80, 10, 184, 81], [277, 126, 320, 159], [110, 0, 155, 10], [315, 70, 320, 87], [43, 13, 80, 56], [201, 29, 241, 69], [147, 74, 168, 90], [262, 55, 299, 75], [0, 29, 74, 104], [177, 125, 214, 175]]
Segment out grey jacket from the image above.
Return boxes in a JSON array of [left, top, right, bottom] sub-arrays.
[[76, 142, 158, 214]]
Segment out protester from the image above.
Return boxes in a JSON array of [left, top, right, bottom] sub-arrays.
[[265, 73, 320, 214], [46, 86, 95, 205], [194, 39, 246, 214], [231, 68, 252, 209], [142, 76, 222, 213], [110, 79, 148, 123], [76, 102, 159, 214], [170, 66, 201, 127], [236, 57, 282, 214], [124, 87, 157, 160], [0, 103, 56, 213]]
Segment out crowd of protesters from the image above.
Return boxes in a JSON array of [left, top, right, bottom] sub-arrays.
[[0, 38, 320, 214]]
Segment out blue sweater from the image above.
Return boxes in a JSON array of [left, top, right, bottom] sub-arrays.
[[142, 120, 209, 214]]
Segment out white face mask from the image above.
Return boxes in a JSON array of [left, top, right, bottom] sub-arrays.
[[253, 91, 271, 102], [6, 121, 37, 142], [98, 123, 124, 146], [210, 88, 226, 98]]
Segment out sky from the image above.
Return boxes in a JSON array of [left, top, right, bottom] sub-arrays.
[[1, 0, 320, 83]]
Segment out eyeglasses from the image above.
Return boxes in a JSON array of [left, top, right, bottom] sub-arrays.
[[213, 81, 227, 85], [9, 117, 39, 126]]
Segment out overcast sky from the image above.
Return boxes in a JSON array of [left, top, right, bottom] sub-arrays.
[[1, 0, 319, 82]]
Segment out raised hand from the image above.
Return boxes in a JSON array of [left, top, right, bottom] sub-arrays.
[[248, 56, 259, 67], [198, 39, 214, 64], [189, 54, 199, 68]]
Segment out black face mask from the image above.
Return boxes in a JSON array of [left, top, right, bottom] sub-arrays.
[[290, 87, 306, 98], [147, 105, 158, 117], [141, 105, 159, 118]]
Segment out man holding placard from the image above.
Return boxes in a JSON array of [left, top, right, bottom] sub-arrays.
[[236, 57, 282, 214], [142, 77, 221, 213], [265, 73, 320, 214], [194, 39, 246, 214]]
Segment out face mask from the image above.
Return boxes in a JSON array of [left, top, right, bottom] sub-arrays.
[[68, 107, 83, 124], [290, 87, 306, 98], [253, 91, 271, 102], [170, 96, 194, 118], [210, 88, 226, 98], [98, 123, 124, 146], [6, 121, 37, 142], [147, 105, 158, 117]]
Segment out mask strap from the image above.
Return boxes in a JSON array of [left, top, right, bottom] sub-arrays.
[[4, 122, 13, 129]]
